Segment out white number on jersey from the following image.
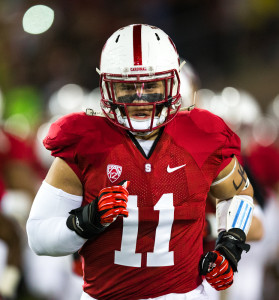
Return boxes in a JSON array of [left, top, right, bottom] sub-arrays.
[[114, 193, 174, 267]]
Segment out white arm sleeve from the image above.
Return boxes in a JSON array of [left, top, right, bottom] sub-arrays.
[[216, 199, 231, 233], [26, 181, 87, 256], [216, 195, 254, 235]]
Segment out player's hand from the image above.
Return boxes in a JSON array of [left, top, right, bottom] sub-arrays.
[[67, 180, 130, 239], [199, 250, 233, 291], [97, 180, 129, 224]]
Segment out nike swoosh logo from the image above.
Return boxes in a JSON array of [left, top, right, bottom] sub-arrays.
[[167, 164, 186, 173]]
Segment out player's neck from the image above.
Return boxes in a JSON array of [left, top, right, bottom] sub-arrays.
[[134, 128, 160, 141]]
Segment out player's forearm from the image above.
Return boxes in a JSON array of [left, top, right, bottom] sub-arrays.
[[210, 156, 254, 233], [26, 181, 86, 256], [27, 217, 85, 256]]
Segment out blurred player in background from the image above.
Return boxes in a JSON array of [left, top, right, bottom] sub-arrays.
[[0, 90, 39, 299], [27, 24, 255, 300], [0, 212, 22, 300], [0, 85, 84, 300], [180, 62, 265, 300], [0, 173, 22, 300], [242, 115, 279, 300], [197, 87, 277, 300]]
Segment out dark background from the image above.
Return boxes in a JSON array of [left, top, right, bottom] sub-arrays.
[[1, 0, 279, 115]]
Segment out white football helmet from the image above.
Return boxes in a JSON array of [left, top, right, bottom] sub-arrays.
[[99, 24, 181, 133]]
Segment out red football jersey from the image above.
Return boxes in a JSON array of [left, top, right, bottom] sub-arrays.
[[44, 108, 240, 300], [0, 129, 46, 178], [246, 143, 279, 190]]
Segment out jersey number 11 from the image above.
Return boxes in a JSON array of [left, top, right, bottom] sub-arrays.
[[115, 193, 174, 267]]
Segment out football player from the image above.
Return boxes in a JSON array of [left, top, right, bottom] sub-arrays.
[[27, 24, 254, 300]]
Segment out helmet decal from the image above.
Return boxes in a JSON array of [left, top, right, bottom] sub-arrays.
[[133, 24, 142, 66]]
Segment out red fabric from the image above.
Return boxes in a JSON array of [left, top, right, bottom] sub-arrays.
[[0, 130, 46, 178], [43, 108, 240, 300], [0, 129, 45, 205], [73, 258, 83, 277], [246, 143, 279, 189], [133, 24, 142, 66]]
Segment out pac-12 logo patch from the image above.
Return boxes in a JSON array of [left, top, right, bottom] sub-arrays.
[[107, 164, 122, 183]]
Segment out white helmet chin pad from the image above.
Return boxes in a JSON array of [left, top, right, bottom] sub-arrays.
[[115, 107, 168, 132]]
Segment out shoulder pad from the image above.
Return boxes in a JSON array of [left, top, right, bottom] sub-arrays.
[[188, 108, 231, 134], [43, 112, 86, 152], [43, 112, 120, 157]]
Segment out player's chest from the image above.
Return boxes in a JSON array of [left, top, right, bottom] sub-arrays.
[[79, 136, 211, 207]]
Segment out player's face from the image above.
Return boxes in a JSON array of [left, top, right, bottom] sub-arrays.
[[114, 80, 165, 120]]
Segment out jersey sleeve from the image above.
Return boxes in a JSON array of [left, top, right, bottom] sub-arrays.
[[188, 108, 241, 177], [215, 121, 241, 177], [43, 113, 83, 180]]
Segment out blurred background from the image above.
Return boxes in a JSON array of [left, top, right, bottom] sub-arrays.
[[0, 0, 279, 300]]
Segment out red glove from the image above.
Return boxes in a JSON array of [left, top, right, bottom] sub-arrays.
[[98, 181, 129, 224], [67, 180, 130, 238], [199, 250, 233, 291]]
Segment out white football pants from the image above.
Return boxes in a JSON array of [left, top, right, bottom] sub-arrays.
[[80, 284, 209, 300]]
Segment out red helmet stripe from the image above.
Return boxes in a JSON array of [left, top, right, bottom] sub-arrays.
[[133, 24, 142, 66]]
